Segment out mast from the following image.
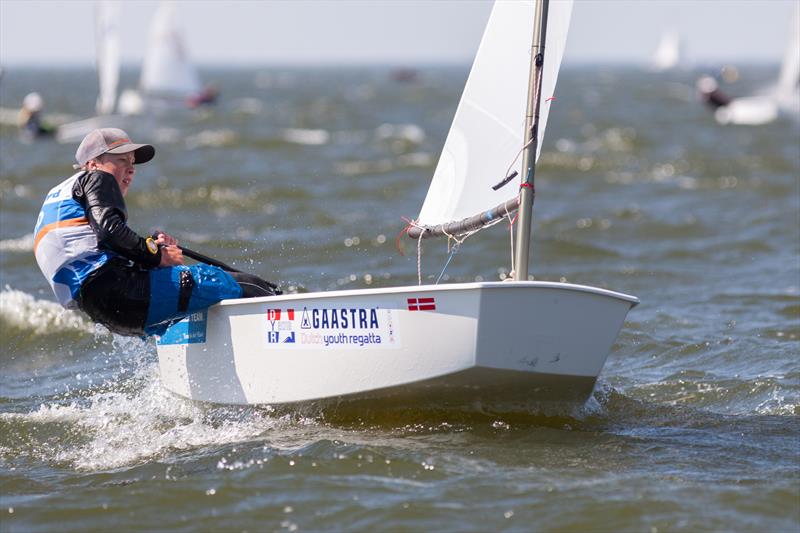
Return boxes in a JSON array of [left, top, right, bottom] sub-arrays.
[[513, 0, 549, 281]]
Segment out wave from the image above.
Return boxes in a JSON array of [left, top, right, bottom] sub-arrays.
[[0, 288, 96, 336], [281, 128, 330, 146], [0, 360, 317, 471], [335, 152, 433, 177], [374, 123, 426, 149], [185, 129, 239, 150], [0, 233, 33, 252], [620, 372, 799, 417], [1, 348, 795, 475]]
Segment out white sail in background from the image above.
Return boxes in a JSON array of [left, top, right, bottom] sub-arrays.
[[140, 1, 201, 96], [95, 1, 120, 115], [417, 0, 573, 227], [776, 4, 800, 110], [652, 31, 682, 72]]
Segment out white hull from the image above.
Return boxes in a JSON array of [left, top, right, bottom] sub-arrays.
[[56, 114, 126, 144], [156, 281, 638, 410], [715, 96, 779, 126]]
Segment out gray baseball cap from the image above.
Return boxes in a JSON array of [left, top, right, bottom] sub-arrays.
[[75, 128, 155, 167]]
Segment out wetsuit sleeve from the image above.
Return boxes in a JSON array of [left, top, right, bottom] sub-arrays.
[[73, 170, 162, 268]]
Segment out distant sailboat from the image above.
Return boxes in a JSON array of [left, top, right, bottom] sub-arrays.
[[118, 1, 215, 115], [651, 31, 683, 72], [56, 1, 125, 143], [95, 0, 120, 115], [697, 6, 799, 126]]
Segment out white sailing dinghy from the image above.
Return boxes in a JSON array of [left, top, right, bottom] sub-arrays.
[[117, 1, 203, 115], [710, 5, 799, 126], [156, 0, 638, 410], [56, 1, 124, 143]]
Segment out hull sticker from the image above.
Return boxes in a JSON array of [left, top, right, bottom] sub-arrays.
[[265, 305, 400, 349], [407, 297, 436, 311], [157, 310, 208, 345]]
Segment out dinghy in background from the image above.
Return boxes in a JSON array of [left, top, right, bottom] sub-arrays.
[[56, 0, 125, 143], [697, 4, 799, 126], [156, 0, 639, 412], [118, 1, 215, 115]]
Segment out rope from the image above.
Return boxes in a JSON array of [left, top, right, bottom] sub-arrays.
[[417, 229, 424, 285], [396, 217, 428, 285], [395, 217, 417, 256], [504, 201, 516, 276], [504, 137, 534, 187], [435, 242, 460, 284]]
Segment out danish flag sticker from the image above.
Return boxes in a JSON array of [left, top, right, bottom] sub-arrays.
[[407, 297, 436, 311]]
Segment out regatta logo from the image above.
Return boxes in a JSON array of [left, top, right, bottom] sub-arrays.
[[407, 297, 436, 311], [264, 305, 399, 349], [266, 308, 296, 343], [300, 308, 379, 329]]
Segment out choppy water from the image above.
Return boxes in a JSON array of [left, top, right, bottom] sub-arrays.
[[1, 64, 798, 532]]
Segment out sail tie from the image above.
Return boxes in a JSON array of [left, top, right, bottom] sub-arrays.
[[394, 217, 428, 285], [395, 217, 417, 256]]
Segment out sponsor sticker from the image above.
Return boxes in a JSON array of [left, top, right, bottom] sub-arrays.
[[157, 310, 208, 345], [265, 305, 399, 349]]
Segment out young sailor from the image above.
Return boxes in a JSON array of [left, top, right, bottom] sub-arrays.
[[17, 92, 55, 140], [34, 128, 279, 337]]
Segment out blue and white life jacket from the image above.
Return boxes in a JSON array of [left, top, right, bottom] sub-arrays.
[[33, 172, 113, 308]]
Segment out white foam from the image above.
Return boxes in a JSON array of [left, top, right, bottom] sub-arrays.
[[282, 128, 330, 146], [0, 288, 95, 335], [375, 123, 426, 145], [0, 233, 34, 252], [185, 129, 238, 150], [2, 359, 316, 470], [2, 339, 324, 471]]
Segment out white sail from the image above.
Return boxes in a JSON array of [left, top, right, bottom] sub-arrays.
[[651, 31, 682, 72], [95, 1, 120, 115], [417, 0, 573, 227], [776, 4, 800, 105], [140, 1, 201, 97]]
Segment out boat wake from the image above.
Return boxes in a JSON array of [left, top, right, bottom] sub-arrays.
[[3, 335, 794, 474]]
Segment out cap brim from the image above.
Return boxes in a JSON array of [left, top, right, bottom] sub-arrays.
[[106, 143, 155, 165]]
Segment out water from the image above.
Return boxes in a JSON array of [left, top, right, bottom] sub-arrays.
[[1, 65, 798, 531]]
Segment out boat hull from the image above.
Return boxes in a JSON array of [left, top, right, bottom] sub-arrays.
[[156, 281, 638, 408]]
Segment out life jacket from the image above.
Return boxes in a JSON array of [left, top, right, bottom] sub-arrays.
[[33, 172, 113, 308]]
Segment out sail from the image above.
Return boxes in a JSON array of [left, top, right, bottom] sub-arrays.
[[416, 0, 573, 228], [652, 31, 681, 72], [777, 5, 800, 98], [140, 1, 201, 97], [95, 1, 120, 115]]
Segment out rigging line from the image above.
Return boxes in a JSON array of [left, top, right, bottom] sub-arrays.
[[503, 137, 535, 188], [416, 228, 424, 286], [504, 201, 516, 275], [435, 242, 460, 285]]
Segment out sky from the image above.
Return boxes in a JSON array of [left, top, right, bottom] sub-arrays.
[[0, 0, 798, 67]]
